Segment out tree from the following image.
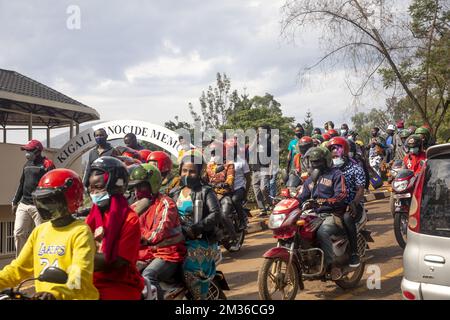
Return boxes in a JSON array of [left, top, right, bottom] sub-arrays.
[[164, 115, 193, 132], [188, 72, 241, 131], [302, 110, 314, 136], [282, 0, 449, 140]]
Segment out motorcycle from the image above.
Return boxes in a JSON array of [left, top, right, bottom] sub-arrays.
[[141, 250, 229, 300], [0, 267, 68, 300], [389, 160, 416, 249], [219, 201, 248, 253], [257, 177, 373, 300]]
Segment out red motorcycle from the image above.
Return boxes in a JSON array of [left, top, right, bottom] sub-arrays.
[[389, 160, 417, 249], [258, 185, 373, 300]]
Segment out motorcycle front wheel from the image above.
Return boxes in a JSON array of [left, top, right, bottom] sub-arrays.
[[258, 257, 299, 300], [394, 212, 408, 249]]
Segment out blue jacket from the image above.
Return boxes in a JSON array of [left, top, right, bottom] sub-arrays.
[[298, 167, 348, 213]]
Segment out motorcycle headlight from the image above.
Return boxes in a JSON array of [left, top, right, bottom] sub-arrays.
[[268, 214, 286, 229], [393, 180, 408, 192]]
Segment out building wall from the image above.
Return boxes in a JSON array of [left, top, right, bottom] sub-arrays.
[[0, 142, 82, 266]]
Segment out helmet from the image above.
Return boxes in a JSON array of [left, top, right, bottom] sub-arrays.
[[138, 149, 152, 163], [341, 123, 349, 130], [88, 156, 129, 193], [179, 149, 206, 175], [311, 134, 324, 146], [303, 147, 333, 170], [327, 129, 339, 138], [129, 163, 162, 195], [399, 129, 411, 139], [147, 151, 173, 174], [322, 133, 331, 141], [298, 136, 313, 155], [117, 155, 142, 167], [415, 127, 431, 139], [396, 120, 404, 129], [123, 150, 140, 159], [406, 134, 423, 149], [387, 124, 396, 132], [327, 137, 350, 157], [32, 169, 84, 221]]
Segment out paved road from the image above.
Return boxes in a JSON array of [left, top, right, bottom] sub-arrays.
[[219, 198, 404, 300]]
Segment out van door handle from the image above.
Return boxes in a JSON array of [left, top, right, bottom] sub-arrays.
[[424, 255, 445, 264]]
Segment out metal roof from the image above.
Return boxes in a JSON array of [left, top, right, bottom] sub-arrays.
[[0, 68, 100, 127]]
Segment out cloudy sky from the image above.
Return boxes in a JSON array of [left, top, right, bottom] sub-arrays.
[[0, 0, 390, 144]]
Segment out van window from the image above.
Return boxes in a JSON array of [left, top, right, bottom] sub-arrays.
[[420, 156, 450, 237]]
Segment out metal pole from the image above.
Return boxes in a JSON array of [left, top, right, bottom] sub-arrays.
[[76, 123, 80, 135], [2, 127, 6, 143], [28, 113, 33, 141], [47, 127, 51, 148]]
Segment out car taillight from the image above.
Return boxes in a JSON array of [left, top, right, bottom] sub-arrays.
[[403, 290, 416, 300], [408, 163, 426, 233]]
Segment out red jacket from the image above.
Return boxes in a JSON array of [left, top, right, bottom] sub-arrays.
[[136, 194, 186, 263], [403, 152, 426, 175]]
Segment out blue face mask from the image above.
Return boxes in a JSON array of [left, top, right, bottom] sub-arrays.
[[95, 137, 107, 146], [90, 192, 110, 207], [332, 157, 345, 167]]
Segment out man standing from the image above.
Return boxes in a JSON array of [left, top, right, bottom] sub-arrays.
[[83, 128, 119, 187], [385, 125, 396, 163], [286, 124, 304, 184], [249, 125, 273, 217], [124, 133, 144, 151], [393, 120, 407, 161], [11, 139, 55, 256]]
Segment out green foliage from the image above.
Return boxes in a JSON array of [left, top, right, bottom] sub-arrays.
[[302, 110, 314, 136]]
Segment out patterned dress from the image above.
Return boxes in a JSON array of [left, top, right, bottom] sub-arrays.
[[176, 189, 218, 300]]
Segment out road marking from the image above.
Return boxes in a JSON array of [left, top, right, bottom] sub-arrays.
[[334, 267, 404, 300]]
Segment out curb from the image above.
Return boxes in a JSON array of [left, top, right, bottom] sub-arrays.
[[245, 190, 391, 235]]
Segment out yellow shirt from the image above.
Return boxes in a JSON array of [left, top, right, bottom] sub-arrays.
[[0, 219, 99, 300]]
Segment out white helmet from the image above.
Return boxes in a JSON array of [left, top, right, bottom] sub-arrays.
[[387, 124, 396, 131]]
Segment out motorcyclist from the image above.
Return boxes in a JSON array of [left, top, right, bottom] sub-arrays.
[[298, 147, 348, 274], [322, 133, 331, 142], [415, 126, 432, 150], [327, 137, 366, 267], [290, 136, 314, 185], [340, 124, 349, 138], [85, 156, 144, 300], [0, 169, 99, 300], [348, 139, 370, 190], [403, 135, 427, 175], [224, 138, 251, 230], [311, 134, 324, 147], [147, 151, 180, 195], [170, 151, 221, 300], [128, 163, 186, 300], [205, 141, 238, 242]]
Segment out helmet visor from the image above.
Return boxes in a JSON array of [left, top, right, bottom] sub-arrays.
[[33, 189, 67, 221]]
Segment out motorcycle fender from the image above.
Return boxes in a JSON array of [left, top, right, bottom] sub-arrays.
[[360, 229, 374, 243], [262, 247, 290, 262], [214, 271, 230, 291]]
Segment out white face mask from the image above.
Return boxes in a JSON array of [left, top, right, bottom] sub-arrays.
[[332, 158, 345, 167]]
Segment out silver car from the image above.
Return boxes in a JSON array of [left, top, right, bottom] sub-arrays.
[[401, 143, 450, 300]]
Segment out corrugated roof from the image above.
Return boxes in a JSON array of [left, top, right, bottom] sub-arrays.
[[0, 68, 100, 126]]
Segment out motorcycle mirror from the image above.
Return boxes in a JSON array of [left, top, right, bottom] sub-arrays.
[[38, 267, 68, 284], [311, 168, 321, 185]]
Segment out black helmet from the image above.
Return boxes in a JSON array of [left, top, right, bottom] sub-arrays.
[[87, 156, 129, 193]]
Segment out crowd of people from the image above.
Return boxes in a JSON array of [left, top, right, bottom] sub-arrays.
[[0, 118, 435, 300]]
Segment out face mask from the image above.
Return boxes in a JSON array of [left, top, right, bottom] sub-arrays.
[[340, 129, 348, 136], [409, 147, 419, 155], [95, 137, 107, 146], [90, 192, 110, 207], [181, 176, 200, 188], [25, 151, 36, 161], [135, 189, 153, 201], [332, 157, 345, 167]]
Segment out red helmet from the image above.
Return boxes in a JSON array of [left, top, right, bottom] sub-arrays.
[[328, 136, 350, 156], [298, 136, 313, 155], [32, 169, 84, 219], [117, 155, 142, 166], [322, 133, 332, 141], [147, 151, 173, 173], [138, 149, 152, 163], [327, 129, 339, 138], [396, 120, 404, 129]]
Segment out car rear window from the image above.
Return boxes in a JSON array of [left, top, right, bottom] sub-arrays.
[[420, 156, 450, 237]]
